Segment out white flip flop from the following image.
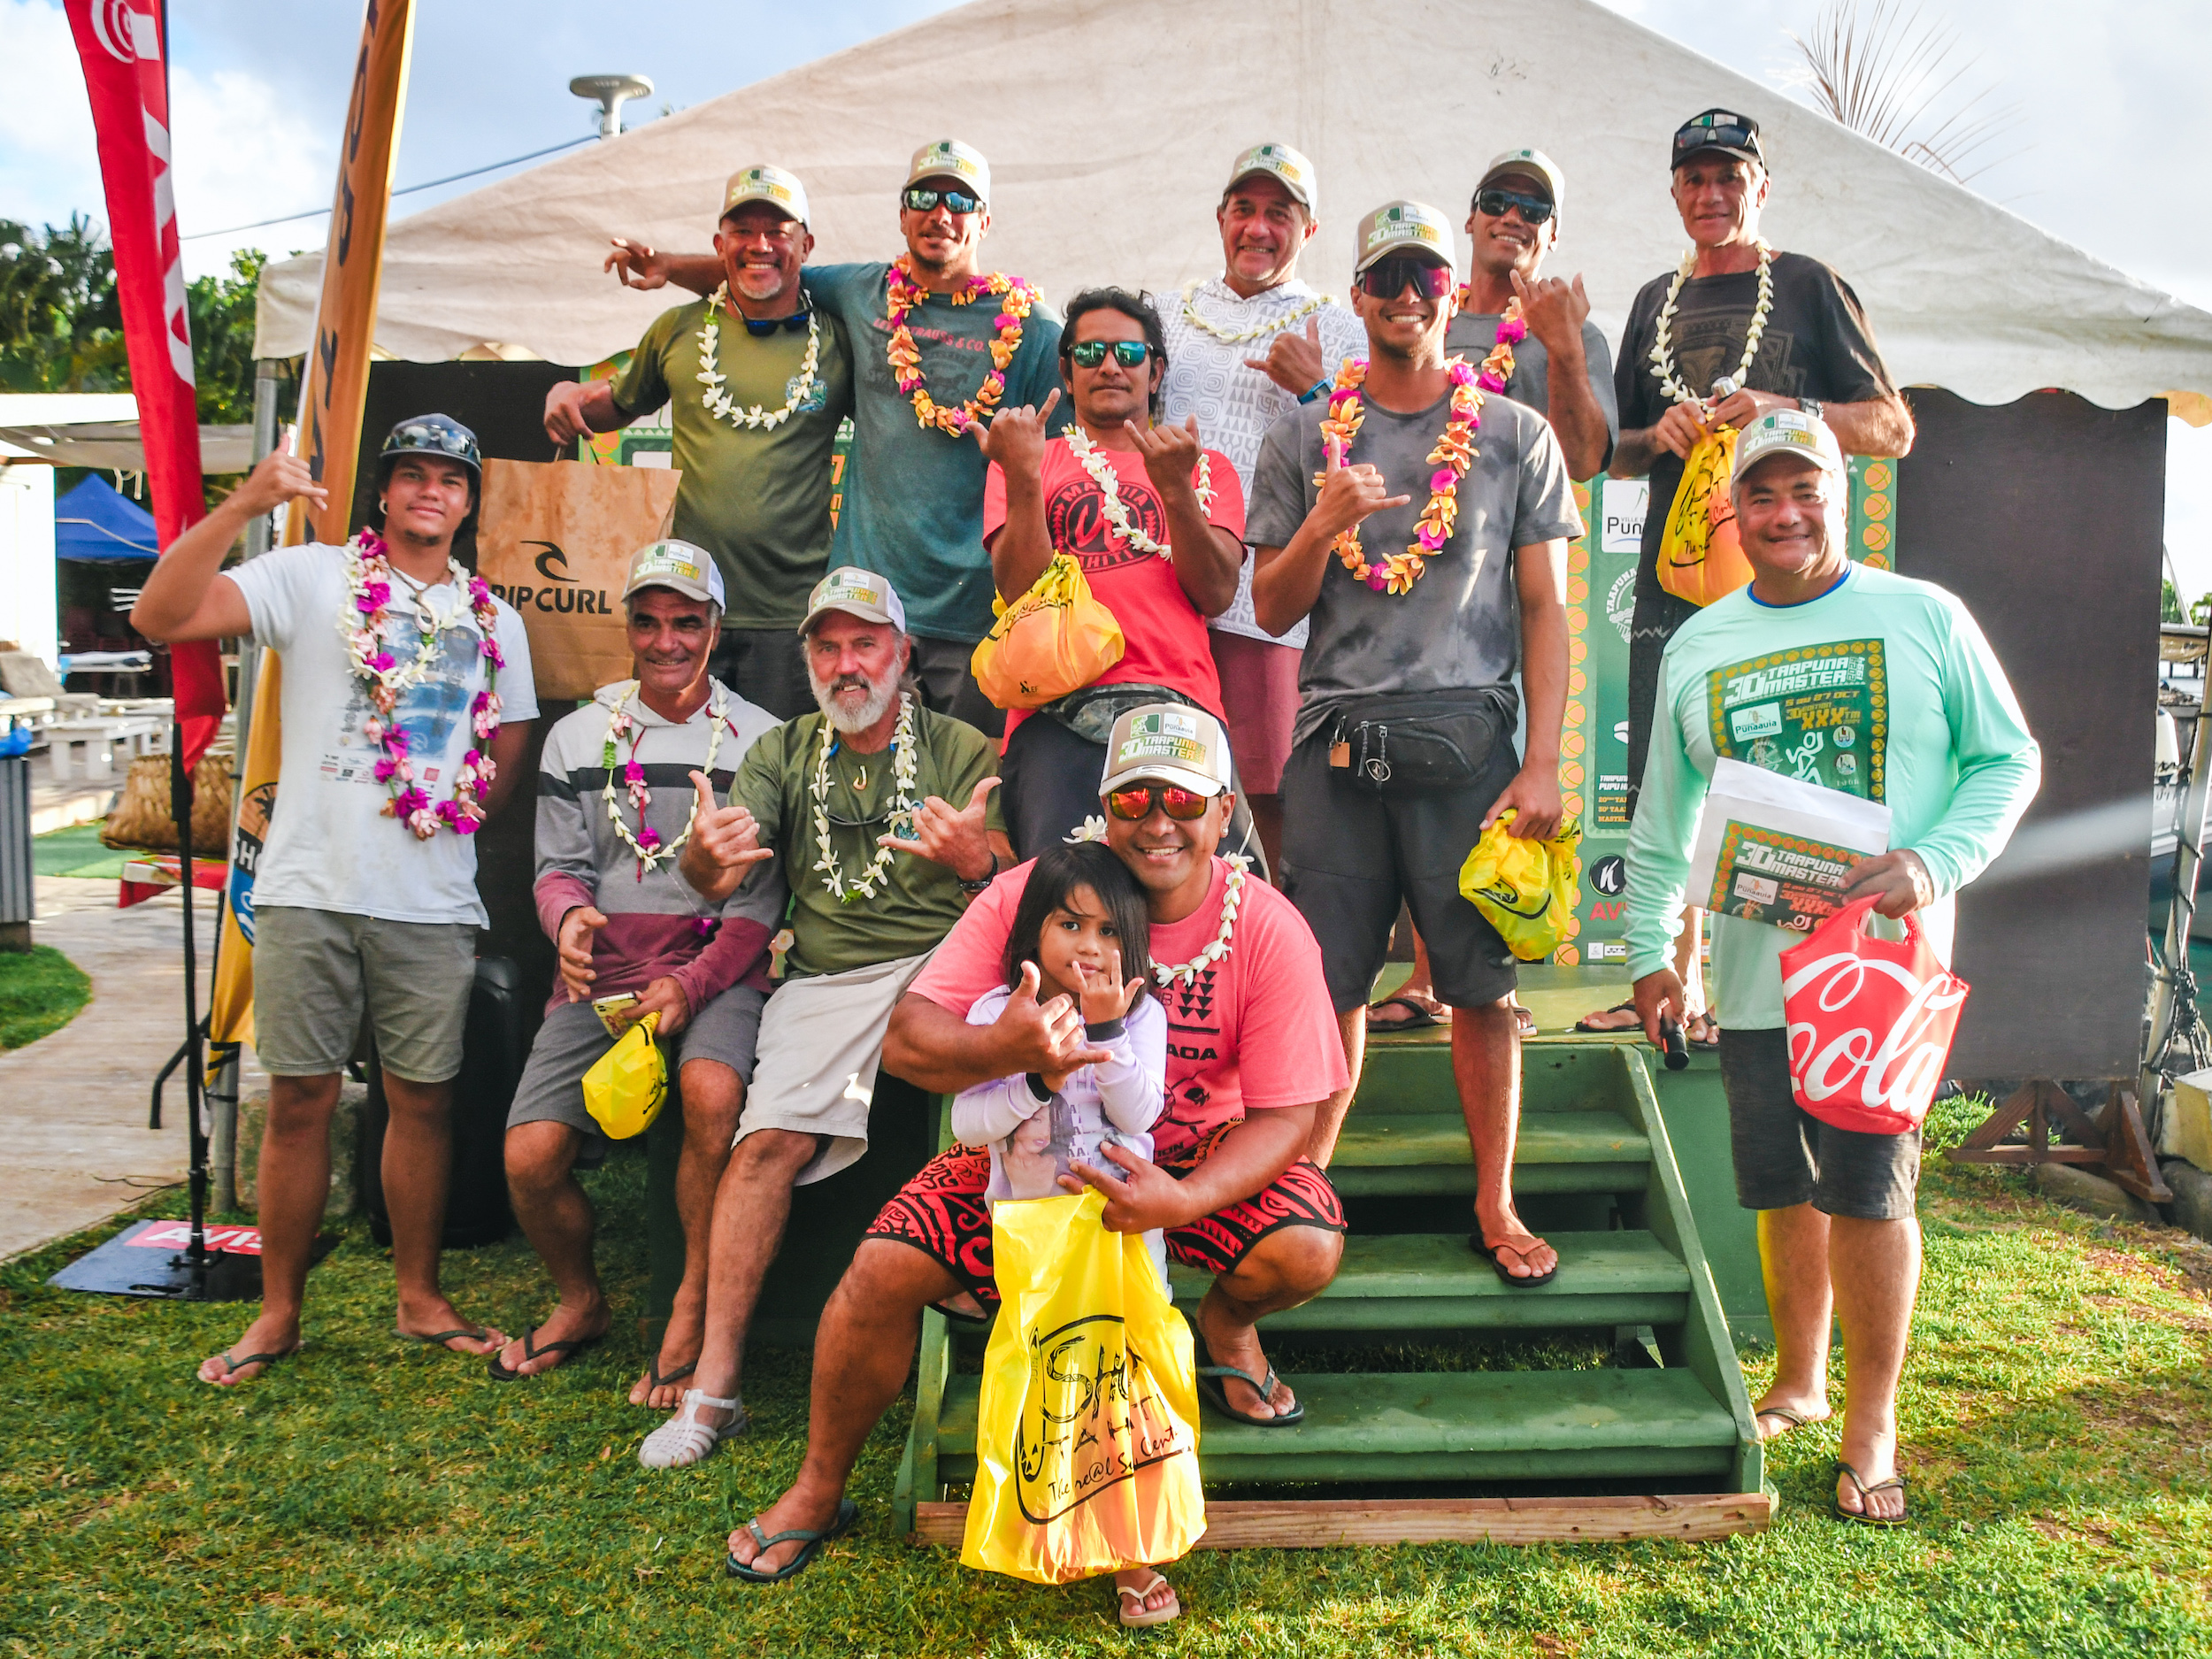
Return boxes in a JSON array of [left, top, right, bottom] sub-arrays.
[[1117, 1571, 1181, 1629], [637, 1386, 746, 1469]]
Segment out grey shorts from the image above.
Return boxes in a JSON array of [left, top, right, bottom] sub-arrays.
[[253, 906, 477, 1083], [1720, 1026, 1921, 1221], [506, 985, 767, 1170], [1277, 732, 1520, 1015]]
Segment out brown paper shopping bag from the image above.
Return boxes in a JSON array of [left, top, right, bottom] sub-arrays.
[[475, 458, 683, 701]]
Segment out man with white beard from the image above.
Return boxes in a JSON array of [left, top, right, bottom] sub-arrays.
[[633, 567, 1014, 1468]]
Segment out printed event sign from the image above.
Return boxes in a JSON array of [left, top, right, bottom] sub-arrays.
[[127, 1222, 264, 1255], [1687, 758, 1891, 935], [1705, 638, 1887, 799]]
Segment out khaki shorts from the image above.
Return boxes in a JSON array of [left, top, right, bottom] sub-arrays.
[[735, 950, 935, 1187], [253, 906, 477, 1083]]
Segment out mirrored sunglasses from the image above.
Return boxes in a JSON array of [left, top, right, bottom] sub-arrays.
[[902, 186, 982, 215], [1355, 258, 1454, 301], [1066, 339, 1152, 370], [1106, 783, 1212, 822]]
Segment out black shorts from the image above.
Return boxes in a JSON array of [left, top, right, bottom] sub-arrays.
[[1720, 1026, 1921, 1221], [1277, 730, 1520, 1015], [908, 635, 1004, 741]]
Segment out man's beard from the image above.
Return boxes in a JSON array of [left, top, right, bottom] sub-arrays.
[[810, 663, 902, 735], [733, 264, 787, 303]]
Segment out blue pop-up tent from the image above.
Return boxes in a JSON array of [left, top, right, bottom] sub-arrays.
[[55, 474, 157, 562]]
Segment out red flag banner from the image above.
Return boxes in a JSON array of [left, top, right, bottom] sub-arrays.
[[65, 0, 226, 768]]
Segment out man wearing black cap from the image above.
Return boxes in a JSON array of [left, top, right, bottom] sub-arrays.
[[134, 417, 540, 1386], [1587, 108, 1914, 1044]]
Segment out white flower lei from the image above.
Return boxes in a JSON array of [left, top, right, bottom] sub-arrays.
[[1152, 855, 1250, 987], [811, 693, 920, 903], [600, 680, 731, 876], [1648, 241, 1774, 405], [1064, 426, 1214, 562], [1178, 279, 1334, 347], [695, 283, 822, 432]]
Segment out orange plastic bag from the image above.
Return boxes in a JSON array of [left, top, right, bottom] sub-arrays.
[[1657, 426, 1757, 608], [959, 1188, 1205, 1584], [969, 553, 1125, 710]]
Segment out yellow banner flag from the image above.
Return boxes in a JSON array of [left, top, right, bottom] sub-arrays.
[[209, 0, 416, 1052]]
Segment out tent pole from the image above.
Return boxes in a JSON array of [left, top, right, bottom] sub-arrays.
[[208, 357, 284, 1215]]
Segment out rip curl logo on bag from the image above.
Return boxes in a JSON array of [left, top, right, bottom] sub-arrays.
[[1011, 1315, 1193, 1524]]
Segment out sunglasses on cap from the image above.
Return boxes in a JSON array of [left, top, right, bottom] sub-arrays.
[[1355, 257, 1454, 302], [1065, 339, 1154, 370], [1106, 783, 1213, 821], [1472, 188, 1554, 225], [1672, 118, 1763, 166], [902, 186, 982, 215]]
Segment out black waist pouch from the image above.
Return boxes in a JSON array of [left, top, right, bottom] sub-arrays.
[[1325, 688, 1515, 796]]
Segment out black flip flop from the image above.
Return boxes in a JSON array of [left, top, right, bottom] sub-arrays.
[[1573, 1000, 1640, 1034], [1832, 1460, 1909, 1527], [637, 1356, 697, 1401], [396, 1325, 491, 1353], [486, 1325, 604, 1382], [726, 1498, 861, 1583], [1754, 1404, 1828, 1440], [1367, 991, 1443, 1033], [1195, 1359, 1306, 1428], [202, 1343, 301, 1385], [1472, 1233, 1559, 1287]]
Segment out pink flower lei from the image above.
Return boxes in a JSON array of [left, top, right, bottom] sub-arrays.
[[339, 527, 503, 841]]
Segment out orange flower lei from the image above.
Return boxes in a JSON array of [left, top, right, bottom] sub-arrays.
[[884, 257, 1039, 435], [1316, 302, 1523, 595]]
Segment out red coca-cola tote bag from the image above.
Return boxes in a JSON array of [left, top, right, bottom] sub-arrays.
[[1778, 896, 1970, 1135]]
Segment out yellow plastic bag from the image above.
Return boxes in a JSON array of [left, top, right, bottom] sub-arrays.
[[960, 1188, 1205, 1584], [1657, 425, 1757, 607], [969, 552, 1125, 710], [581, 1011, 666, 1140], [1459, 811, 1583, 962]]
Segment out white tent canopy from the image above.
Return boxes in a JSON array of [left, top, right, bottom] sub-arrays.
[[254, 0, 2212, 423]]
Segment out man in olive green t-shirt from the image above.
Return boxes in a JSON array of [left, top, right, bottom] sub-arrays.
[[546, 165, 854, 718], [632, 568, 1015, 1470]]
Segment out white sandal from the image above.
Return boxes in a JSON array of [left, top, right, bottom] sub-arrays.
[[1116, 1571, 1180, 1629], [637, 1386, 746, 1469]]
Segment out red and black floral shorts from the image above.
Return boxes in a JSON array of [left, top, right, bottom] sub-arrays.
[[864, 1125, 1345, 1315]]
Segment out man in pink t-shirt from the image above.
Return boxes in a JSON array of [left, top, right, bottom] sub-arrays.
[[978, 287, 1255, 863], [721, 705, 1346, 1611]]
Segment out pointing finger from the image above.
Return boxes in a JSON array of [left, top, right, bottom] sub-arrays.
[[1040, 388, 1061, 421]]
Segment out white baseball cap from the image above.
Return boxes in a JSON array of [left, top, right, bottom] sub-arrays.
[[1733, 409, 1845, 485], [1225, 141, 1317, 216], [722, 163, 810, 226], [799, 565, 908, 634], [622, 540, 726, 608], [905, 138, 990, 204], [1352, 199, 1459, 280], [1100, 704, 1234, 798]]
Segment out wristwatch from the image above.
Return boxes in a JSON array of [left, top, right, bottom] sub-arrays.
[[1799, 396, 1824, 421], [1299, 378, 1333, 403], [958, 855, 1000, 895]]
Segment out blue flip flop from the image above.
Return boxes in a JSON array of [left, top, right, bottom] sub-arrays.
[[726, 1499, 861, 1583]]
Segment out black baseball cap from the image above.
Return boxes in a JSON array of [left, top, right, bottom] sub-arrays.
[[1671, 108, 1764, 171]]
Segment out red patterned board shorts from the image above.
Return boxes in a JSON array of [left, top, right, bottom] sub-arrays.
[[865, 1124, 1346, 1313]]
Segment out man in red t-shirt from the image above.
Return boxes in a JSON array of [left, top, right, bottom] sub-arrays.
[[979, 287, 1256, 861], [721, 705, 1347, 1610]]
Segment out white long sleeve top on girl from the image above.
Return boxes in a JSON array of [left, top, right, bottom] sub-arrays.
[[952, 984, 1171, 1284]]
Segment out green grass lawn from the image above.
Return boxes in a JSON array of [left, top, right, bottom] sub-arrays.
[[3, 1112, 2208, 1657], [0, 944, 91, 1048]]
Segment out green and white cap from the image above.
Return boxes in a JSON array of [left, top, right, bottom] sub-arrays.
[[905, 138, 990, 203], [622, 540, 726, 607], [1225, 141, 1317, 215], [722, 163, 809, 225], [800, 565, 908, 634], [1477, 146, 1566, 213], [1733, 409, 1845, 484], [1100, 704, 1233, 798], [1353, 199, 1458, 278]]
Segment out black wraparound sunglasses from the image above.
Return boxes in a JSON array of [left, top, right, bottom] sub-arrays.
[[902, 186, 983, 215], [1472, 188, 1554, 225]]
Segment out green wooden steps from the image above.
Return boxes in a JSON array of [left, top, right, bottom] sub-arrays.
[[894, 1039, 1765, 1542], [1167, 1230, 1694, 1331], [931, 1367, 1741, 1485]]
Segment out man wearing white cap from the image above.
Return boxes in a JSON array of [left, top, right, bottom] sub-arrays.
[[549, 165, 853, 720], [717, 703, 1348, 1614], [605, 139, 1068, 735], [1627, 410, 2037, 1525], [1248, 200, 1583, 1288], [1157, 142, 1367, 876], [494, 541, 786, 1402], [636, 565, 1014, 1469]]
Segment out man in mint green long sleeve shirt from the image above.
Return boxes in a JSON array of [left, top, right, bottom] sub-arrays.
[[1626, 411, 2039, 1525]]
